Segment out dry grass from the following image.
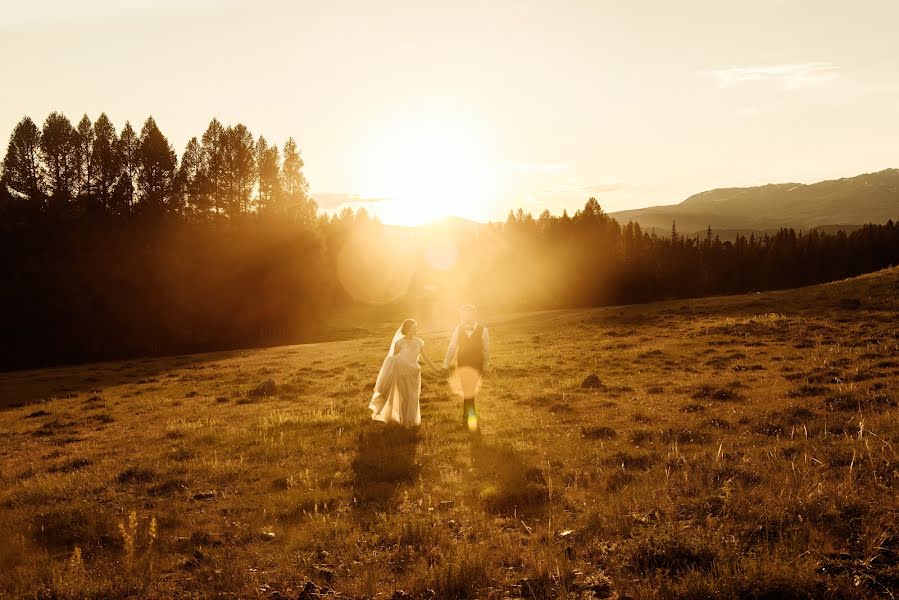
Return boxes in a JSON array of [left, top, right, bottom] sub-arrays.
[[1, 268, 898, 598]]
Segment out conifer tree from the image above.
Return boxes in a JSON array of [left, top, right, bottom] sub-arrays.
[[256, 135, 282, 215], [40, 112, 78, 214], [221, 124, 255, 219], [92, 113, 121, 212], [281, 138, 315, 224], [0, 117, 43, 204], [74, 114, 95, 206], [114, 121, 139, 215], [200, 119, 225, 218], [135, 117, 177, 217], [177, 137, 207, 220]]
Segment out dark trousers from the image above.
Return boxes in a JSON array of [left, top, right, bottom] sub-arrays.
[[459, 366, 482, 428]]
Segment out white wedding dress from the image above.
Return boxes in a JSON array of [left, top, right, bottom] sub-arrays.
[[369, 333, 423, 426]]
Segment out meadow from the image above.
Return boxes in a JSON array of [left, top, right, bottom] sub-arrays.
[[0, 268, 897, 599]]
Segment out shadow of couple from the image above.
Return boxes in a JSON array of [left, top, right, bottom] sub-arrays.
[[350, 424, 548, 519], [350, 424, 421, 512]]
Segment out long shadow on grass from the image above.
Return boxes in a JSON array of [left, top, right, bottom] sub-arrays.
[[469, 439, 548, 518], [0, 350, 247, 411], [351, 424, 420, 517]]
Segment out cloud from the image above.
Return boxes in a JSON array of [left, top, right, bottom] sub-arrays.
[[702, 62, 840, 90], [312, 192, 384, 210]]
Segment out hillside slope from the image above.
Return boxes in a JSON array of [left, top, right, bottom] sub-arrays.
[[611, 168, 899, 235], [0, 269, 897, 598]]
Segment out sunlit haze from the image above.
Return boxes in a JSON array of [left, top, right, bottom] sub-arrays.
[[2, 0, 898, 224]]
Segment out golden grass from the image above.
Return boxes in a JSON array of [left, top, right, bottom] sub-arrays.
[[0, 268, 898, 598]]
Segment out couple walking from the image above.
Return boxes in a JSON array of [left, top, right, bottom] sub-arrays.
[[368, 304, 490, 431]]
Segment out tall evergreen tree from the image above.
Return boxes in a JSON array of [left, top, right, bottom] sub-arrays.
[[113, 121, 139, 215], [221, 124, 255, 219], [91, 113, 121, 212], [135, 117, 178, 217], [0, 116, 43, 204], [200, 119, 226, 218], [255, 135, 282, 215], [281, 138, 314, 224], [74, 114, 95, 206], [177, 137, 208, 220], [40, 112, 78, 214]]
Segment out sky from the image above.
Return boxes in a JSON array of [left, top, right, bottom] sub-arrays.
[[2, 0, 898, 224]]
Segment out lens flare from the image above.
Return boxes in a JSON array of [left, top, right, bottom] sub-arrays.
[[449, 366, 483, 398], [465, 408, 479, 433]]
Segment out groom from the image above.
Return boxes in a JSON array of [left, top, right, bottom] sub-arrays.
[[443, 304, 490, 432]]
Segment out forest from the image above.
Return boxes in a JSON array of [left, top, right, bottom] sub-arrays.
[[1, 112, 897, 370]]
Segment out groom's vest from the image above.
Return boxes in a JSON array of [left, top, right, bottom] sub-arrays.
[[457, 324, 484, 372]]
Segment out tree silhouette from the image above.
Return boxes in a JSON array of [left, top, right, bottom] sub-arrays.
[[177, 136, 207, 221], [40, 112, 78, 215], [281, 138, 315, 224], [1, 117, 42, 205], [91, 113, 121, 213], [255, 135, 282, 216], [74, 114, 95, 211], [200, 119, 226, 219], [136, 117, 178, 217], [221, 124, 255, 219], [115, 122, 139, 215]]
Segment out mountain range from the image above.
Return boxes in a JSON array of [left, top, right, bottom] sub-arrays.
[[609, 168, 899, 238]]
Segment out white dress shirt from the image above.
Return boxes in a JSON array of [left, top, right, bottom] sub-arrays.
[[443, 322, 490, 369]]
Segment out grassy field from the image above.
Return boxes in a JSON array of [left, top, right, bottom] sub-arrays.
[[1, 269, 898, 599]]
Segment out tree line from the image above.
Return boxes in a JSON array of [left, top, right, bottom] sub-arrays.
[[0, 112, 315, 223], [477, 200, 899, 310], [1, 112, 897, 370]]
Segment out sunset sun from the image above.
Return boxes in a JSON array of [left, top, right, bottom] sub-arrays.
[[360, 112, 497, 226]]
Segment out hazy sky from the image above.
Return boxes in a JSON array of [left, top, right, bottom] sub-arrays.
[[2, 0, 898, 223]]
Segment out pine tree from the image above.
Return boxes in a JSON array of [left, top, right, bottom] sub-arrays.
[[40, 112, 78, 214], [0, 116, 43, 204], [113, 121, 139, 215], [584, 197, 603, 217], [221, 124, 255, 219], [92, 113, 121, 212], [74, 114, 95, 207], [177, 137, 208, 220], [135, 117, 177, 217], [281, 138, 314, 224], [256, 135, 282, 215], [200, 119, 225, 218]]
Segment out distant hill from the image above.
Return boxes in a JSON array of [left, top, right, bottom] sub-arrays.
[[610, 168, 899, 238]]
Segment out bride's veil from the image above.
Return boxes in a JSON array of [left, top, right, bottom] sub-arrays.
[[386, 326, 404, 357], [371, 326, 404, 403]]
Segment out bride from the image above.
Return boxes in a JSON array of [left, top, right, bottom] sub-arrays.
[[369, 319, 439, 426]]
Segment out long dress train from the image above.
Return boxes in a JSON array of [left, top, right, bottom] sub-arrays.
[[369, 337, 423, 426]]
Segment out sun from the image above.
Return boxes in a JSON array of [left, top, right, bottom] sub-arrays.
[[359, 112, 498, 226]]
